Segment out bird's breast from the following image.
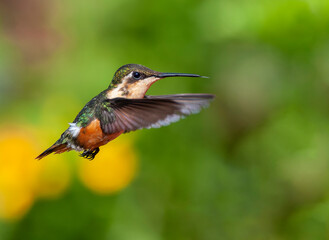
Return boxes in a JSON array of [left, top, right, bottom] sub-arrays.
[[76, 119, 123, 150]]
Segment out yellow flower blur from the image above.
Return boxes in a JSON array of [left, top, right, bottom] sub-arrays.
[[0, 134, 37, 220], [33, 155, 71, 199], [0, 125, 71, 220], [78, 138, 138, 194]]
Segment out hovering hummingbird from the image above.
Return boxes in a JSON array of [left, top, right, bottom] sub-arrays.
[[36, 64, 214, 160]]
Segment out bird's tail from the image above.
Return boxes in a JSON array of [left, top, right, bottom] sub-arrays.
[[36, 142, 69, 160]]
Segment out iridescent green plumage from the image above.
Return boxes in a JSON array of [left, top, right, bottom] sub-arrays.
[[73, 91, 107, 127], [110, 64, 159, 87]]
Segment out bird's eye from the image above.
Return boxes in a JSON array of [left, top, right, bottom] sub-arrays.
[[132, 71, 141, 79]]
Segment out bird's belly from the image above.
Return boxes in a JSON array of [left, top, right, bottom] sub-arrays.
[[77, 119, 123, 150]]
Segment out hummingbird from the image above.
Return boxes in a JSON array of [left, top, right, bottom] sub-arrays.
[[36, 64, 214, 160]]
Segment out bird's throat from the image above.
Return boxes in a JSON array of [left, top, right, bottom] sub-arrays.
[[106, 76, 158, 99]]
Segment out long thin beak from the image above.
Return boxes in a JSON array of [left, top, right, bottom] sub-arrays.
[[157, 73, 208, 78]]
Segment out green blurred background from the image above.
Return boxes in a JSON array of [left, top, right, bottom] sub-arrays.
[[1, 0, 329, 239]]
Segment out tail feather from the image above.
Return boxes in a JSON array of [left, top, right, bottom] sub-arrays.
[[36, 143, 69, 160]]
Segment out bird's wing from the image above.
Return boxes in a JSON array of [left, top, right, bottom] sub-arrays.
[[97, 94, 214, 134]]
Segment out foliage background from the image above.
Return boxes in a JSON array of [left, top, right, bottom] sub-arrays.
[[1, 0, 329, 239]]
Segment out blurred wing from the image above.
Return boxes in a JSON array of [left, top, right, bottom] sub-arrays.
[[98, 94, 214, 134]]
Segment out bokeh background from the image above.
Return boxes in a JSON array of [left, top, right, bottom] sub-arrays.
[[0, 0, 329, 239]]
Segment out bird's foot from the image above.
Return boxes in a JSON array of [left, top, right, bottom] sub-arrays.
[[80, 148, 100, 160]]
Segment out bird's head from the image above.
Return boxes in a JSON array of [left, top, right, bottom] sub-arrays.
[[108, 64, 206, 99]]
